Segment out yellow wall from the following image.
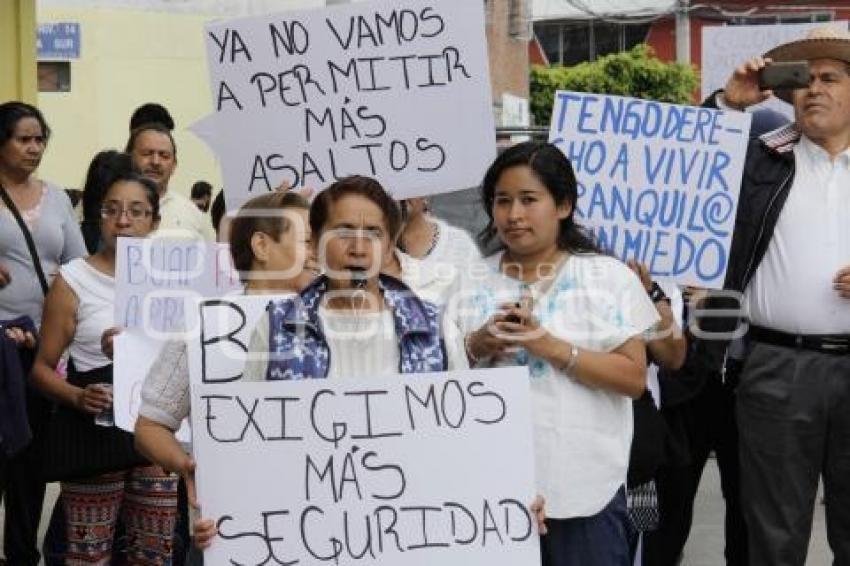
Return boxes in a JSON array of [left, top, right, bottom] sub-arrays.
[[37, 7, 219, 196], [0, 0, 38, 104]]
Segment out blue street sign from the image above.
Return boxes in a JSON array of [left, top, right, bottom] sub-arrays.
[[37, 22, 81, 59]]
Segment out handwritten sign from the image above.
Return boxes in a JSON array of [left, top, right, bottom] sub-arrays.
[[113, 295, 278, 438], [112, 238, 242, 438], [114, 237, 241, 334], [549, 92, 751, 288], [191, 0, 496, 210], [190, 369, 538, 565], [184, 295, 274, 384]]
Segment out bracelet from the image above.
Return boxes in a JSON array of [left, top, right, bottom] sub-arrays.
[[648, 281, 669, 304], [561, 344, 579, 374], [464, 333, 480, 365]]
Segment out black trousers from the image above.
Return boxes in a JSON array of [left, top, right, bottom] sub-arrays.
[[2, 443, 46, 566], [643, 373, 748, 565], [737, 342, 850, 566]]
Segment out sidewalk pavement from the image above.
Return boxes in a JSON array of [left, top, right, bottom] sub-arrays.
[[1, 462, 831, 565]]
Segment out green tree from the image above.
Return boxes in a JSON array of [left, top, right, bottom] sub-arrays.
[[530, 44, 699, 126]]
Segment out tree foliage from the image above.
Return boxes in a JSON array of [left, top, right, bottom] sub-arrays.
[[530, 44, 699, 126]]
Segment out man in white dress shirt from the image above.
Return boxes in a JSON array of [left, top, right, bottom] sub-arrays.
[[706, 26, 850, 566]]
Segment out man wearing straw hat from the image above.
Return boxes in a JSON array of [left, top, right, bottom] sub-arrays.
[[704, 26, 850, 566]]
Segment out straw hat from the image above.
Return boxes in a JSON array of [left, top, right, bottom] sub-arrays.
[[764, 25, 850, 64]]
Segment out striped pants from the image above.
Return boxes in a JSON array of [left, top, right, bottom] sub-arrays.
[[61, 465, 178, 565]]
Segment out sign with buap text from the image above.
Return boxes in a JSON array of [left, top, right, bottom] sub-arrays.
[[112, 238, 242, 440], [549, 92, 751, 288], [114, 237, 241, 334], [191, 0, 496, 211], [190, 369, 539, 565]]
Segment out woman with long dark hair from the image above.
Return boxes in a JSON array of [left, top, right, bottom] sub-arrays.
[[78, 150, 135, 253], [463, 142, 659, 565], [30, 170, 179, 563], [0, 101, 86, 565]]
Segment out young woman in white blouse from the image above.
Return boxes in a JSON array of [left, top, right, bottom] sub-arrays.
[[30, 170, 178, 563], [463, 142, 659, 566]]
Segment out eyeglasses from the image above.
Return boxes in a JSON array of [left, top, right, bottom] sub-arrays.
[[100, 203, 153, 221]]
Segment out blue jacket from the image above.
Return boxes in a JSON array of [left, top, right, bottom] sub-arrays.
[[264, 274, 447, 380]]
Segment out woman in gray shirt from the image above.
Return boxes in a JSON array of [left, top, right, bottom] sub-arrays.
[[0, 102, 86, 325], [0, 101, 85, 566]]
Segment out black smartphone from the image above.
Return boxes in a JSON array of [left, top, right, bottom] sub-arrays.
[[758, 61, 810, 90], [504, 297, 532, 324]]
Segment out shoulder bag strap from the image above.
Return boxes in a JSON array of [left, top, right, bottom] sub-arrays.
[[0, 183, 49, 295]]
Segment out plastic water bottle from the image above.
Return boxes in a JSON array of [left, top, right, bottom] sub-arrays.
[[94, 383, 114, 427]]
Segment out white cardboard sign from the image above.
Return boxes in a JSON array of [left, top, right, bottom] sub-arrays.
[[549, 91, 752, 288], [190, 368, 539, 565], [113, 238, 242, 439], [192, 0, 497, 210]]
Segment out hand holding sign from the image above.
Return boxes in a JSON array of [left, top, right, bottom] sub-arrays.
[[834, 265, 850, 299], [101, 327, 122, 360]]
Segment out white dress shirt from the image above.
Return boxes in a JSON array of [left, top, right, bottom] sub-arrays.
[[745, 136, 850, 334], [154, 191, 216, 241]]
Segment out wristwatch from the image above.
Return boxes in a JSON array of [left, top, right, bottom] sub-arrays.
[[648, 281, 670, 304]]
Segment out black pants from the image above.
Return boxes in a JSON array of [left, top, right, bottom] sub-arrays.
[[737, 342, 850, 566], [2, 444, 46, 566], [643, 373, 748, 565]]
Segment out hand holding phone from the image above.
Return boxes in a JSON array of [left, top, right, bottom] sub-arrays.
[[758, 61, 810, 91], [503, 292, 534, 325]]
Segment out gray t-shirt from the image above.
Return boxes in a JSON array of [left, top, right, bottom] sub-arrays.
[[0, 182, 87, 325]]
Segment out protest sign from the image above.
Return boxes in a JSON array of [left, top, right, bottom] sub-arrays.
[[113, 237, 242, 438], [549, 92, 751, 288], [700, 21, 847, 117], [192, 0, 496, 210], [114, 237, 241, 334], [190, 369, 538, 565]]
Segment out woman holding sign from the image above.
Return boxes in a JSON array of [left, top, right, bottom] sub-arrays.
[[462, 142, 659, 566], [29, 169, 180, 564], [134, 190, 319, 553], [181, 176, 471, 547]]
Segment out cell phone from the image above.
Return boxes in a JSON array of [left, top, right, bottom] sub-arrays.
[[758, 61, 810, 91], [505, 295, 533, 324]]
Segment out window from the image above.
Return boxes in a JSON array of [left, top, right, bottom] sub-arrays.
[[534, 20, 650, 66], [727, 12, 832, 25], [561, 22, 592, 65], [37, 61, 71, 92]]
